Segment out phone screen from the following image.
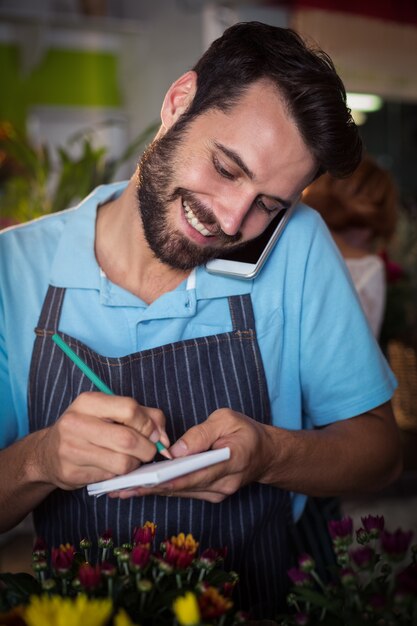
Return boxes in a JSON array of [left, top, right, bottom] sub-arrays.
[[205, 207, 290, 279], [212, 208, 287, 264]]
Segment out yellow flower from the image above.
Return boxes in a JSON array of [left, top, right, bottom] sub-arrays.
[[24, 594, 112, 626], [170, 532, 199, 555], [172, 591, 201, 626], [113, 608, 140, 626]]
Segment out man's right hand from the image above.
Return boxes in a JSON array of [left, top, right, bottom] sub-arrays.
[[33, 391, 170, 490]]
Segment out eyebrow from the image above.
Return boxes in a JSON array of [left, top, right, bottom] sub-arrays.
[[214, 141, 292, 210]]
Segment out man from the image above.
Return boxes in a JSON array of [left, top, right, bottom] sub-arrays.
[[0, 22, 401, 618]]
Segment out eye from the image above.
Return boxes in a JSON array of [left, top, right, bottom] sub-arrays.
[[213, 156, 236, 181], [255, 196, 281, 214]]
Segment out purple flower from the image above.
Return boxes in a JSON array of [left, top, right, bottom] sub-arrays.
[[298, 553, 315, 572], [340, 567, 356, 588], [396, 563, 417, 594], [361, 515, 385, 537], [350, 546, 374, 569], [368, 593, 386, 611], [328, 517, 353, 540], [380, 529, 413, 561], [288, 567, 311, 587], [294, 612, 309, 625]]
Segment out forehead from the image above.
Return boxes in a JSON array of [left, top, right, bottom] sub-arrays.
[[189, 80, 317, 198]]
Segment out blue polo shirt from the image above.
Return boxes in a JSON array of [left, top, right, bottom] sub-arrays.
[[0, 182, 396, 519]]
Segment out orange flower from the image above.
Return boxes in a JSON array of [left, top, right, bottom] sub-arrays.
[[198, 586, 233, 620]]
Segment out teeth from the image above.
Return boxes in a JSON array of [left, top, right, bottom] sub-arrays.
[[182, 200, 213, 237]]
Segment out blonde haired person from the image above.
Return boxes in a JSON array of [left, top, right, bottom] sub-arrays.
[[303, 155, 398, 337]]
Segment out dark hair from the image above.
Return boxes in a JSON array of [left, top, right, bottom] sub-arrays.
[[179, 21, 362, 179]]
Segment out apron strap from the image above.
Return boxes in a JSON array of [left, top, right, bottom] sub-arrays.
[[35, 285, 66, 333], [228, 293, 255, 331]]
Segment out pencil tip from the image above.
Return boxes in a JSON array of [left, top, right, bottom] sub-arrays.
[[155, 441, 173, 459]]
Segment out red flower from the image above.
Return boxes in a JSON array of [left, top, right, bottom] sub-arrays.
[[98, 529, 113, 548], [350, 546, 374, 568], [51, 544, 75, 574], [32, 537, 48, 558], [100, 561, 117, 577], [200, 547, 227, 563], [165, 542, 195, 569], [130, 544, 151, 569], [132, 521, 156, 546], [78, 563, 101, 590], [380, 528, 413, 561]]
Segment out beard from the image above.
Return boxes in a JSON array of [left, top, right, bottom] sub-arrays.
[[136, 121, 243, 271]]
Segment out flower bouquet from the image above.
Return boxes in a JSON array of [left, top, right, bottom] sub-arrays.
[[0, 522, 246, 626], [280, 515, 417, 626]]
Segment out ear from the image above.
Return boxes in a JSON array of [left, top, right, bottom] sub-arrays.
[[160, 71, 197, 130]]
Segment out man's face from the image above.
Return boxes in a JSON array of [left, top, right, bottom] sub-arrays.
[[137, 80, 317, 271]]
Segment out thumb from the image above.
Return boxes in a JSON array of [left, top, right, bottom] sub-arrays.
[[169, 420, 218, 458]]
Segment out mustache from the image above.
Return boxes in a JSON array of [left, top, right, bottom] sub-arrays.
[[169, 188, 242, 244]]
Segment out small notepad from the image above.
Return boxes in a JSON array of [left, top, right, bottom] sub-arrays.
[[87, 447, 231, 496]]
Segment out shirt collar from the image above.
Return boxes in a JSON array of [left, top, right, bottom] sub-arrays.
[[50, 181, 253, 300], [50, 182, 129, 289]]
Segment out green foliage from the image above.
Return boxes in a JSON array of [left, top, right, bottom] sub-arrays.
[[0, 119, 159, 224]]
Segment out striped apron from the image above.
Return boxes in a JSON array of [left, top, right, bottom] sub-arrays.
[[28, 284, 291, 617]]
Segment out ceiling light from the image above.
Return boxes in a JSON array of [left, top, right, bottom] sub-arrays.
[[346, 93, 383, 112]]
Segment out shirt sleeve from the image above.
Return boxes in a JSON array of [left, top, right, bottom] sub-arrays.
[[0, 287, 19, 448], [299, 219, 396, 426]]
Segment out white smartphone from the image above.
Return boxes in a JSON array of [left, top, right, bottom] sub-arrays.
[[206, 206, 294, 279]]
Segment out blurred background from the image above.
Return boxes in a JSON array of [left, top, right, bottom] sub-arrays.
[[0, 0, 416, 570]]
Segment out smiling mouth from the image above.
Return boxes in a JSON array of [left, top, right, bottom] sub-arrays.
[[182, 200, 216, 237]]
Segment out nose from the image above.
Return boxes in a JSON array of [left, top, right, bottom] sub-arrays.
[[213, 192, 253, 237]]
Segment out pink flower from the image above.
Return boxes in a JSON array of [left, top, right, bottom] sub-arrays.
[[78, 563, 101, 590], [350, 546, 374, 569], [380, 528, 413, 561], [100, 561, 117, 577]]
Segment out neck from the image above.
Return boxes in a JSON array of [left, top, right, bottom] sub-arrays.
[[95, 176, 190, 303]]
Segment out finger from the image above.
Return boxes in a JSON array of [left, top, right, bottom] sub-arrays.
[[66, 392, 170, 447], [59, 413, 158, 462]]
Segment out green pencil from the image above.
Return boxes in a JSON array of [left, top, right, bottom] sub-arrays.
[[52, 333, 171, 458]]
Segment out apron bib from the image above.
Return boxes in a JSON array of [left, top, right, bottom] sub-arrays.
[[28, 285, 291, 616]]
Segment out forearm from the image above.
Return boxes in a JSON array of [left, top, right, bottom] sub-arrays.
[[0, 431, 55, 533], [260, 402, 403, 497]]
